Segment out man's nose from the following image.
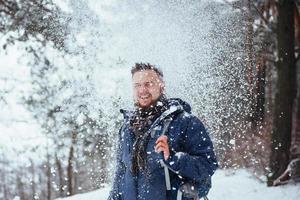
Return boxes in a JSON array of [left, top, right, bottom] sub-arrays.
[[138, 84, 148, 93]]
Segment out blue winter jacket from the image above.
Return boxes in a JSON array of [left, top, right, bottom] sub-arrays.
[[108, 98, 218, 200]]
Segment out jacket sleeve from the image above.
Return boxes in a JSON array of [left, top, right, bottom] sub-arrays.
[[107, 128, 125, 200], [163, 115, 218, 182]]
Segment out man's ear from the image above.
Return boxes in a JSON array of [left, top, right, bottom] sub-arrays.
[[160, 82, 165, 93]]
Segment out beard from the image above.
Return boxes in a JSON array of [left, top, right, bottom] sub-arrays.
[[135, 94, 161, 108]]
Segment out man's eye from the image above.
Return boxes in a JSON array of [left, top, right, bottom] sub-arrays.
[[145, 82, 154, 87], [134, 82, 155, 88], [134, 84, 141, 88]]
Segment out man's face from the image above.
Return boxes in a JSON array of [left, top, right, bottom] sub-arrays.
[[132, 70, 164, 108]]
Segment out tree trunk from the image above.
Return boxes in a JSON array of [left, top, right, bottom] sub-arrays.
[[67, 130, 77, 196], [74, 160, 79, 193], [254, 58, 266, 123], [291, 93, 300, 159], [46, 145, 51, 200], [0, 157, 8, 200], [30, 159, 36, 200], [288, 73, 300, 182], [39, 172, 46, 200], [55, 154, 64, 197], [269, 0, 296, 184], [67, 146, 74, 196], [3, 184, 8, 200], [16, 175, 25, 200]]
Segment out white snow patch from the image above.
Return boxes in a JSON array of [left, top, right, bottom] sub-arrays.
[[55, 187, 110, 200], [54, 170, 300, 200], [175, 152, 186, 159]]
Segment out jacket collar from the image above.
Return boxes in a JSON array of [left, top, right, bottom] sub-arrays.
[[120, 98, 189, 129]]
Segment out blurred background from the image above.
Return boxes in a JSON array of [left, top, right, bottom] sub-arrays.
[[0, 0, 299, 199]]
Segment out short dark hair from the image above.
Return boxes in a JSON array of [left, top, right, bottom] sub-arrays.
[[131, 63, 164, 79]]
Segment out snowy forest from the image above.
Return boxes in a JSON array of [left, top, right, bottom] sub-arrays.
[[0, 0, 300, 200]]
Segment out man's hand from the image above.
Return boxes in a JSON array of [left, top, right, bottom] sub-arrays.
[[155, 135, 170, 160]]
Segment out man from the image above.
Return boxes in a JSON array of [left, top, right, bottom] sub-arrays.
[[108, 63, 218, 200]]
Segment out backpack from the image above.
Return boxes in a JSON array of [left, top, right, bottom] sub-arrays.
[[158, 118, 211, 200], [176, 179, 211, 200]]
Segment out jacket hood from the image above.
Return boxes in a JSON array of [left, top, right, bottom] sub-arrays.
[[168, 98, 191, 114]]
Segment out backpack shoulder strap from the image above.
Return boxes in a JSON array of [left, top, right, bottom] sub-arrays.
[[161, 118, 172, 136], [158, 117, 173, 191]]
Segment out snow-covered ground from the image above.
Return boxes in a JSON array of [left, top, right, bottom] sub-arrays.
[[55, 169, 300, 200]]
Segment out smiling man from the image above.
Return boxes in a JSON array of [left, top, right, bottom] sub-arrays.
[[108, 63, 218, 200]]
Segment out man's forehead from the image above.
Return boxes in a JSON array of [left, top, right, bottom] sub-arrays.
[[132, 70, 160, 82]]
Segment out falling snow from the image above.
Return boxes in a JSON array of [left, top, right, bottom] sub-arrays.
[[0, 0, 299, 200]]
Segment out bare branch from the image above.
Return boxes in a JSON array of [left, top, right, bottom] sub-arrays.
[[250, 1, 270, 25]]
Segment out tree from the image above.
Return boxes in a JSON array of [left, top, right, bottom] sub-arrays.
[[222, 0, 300, 184], [269, 0, 297, 183], [0, 1, 71, 199], [0, 0, 69, 51]]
